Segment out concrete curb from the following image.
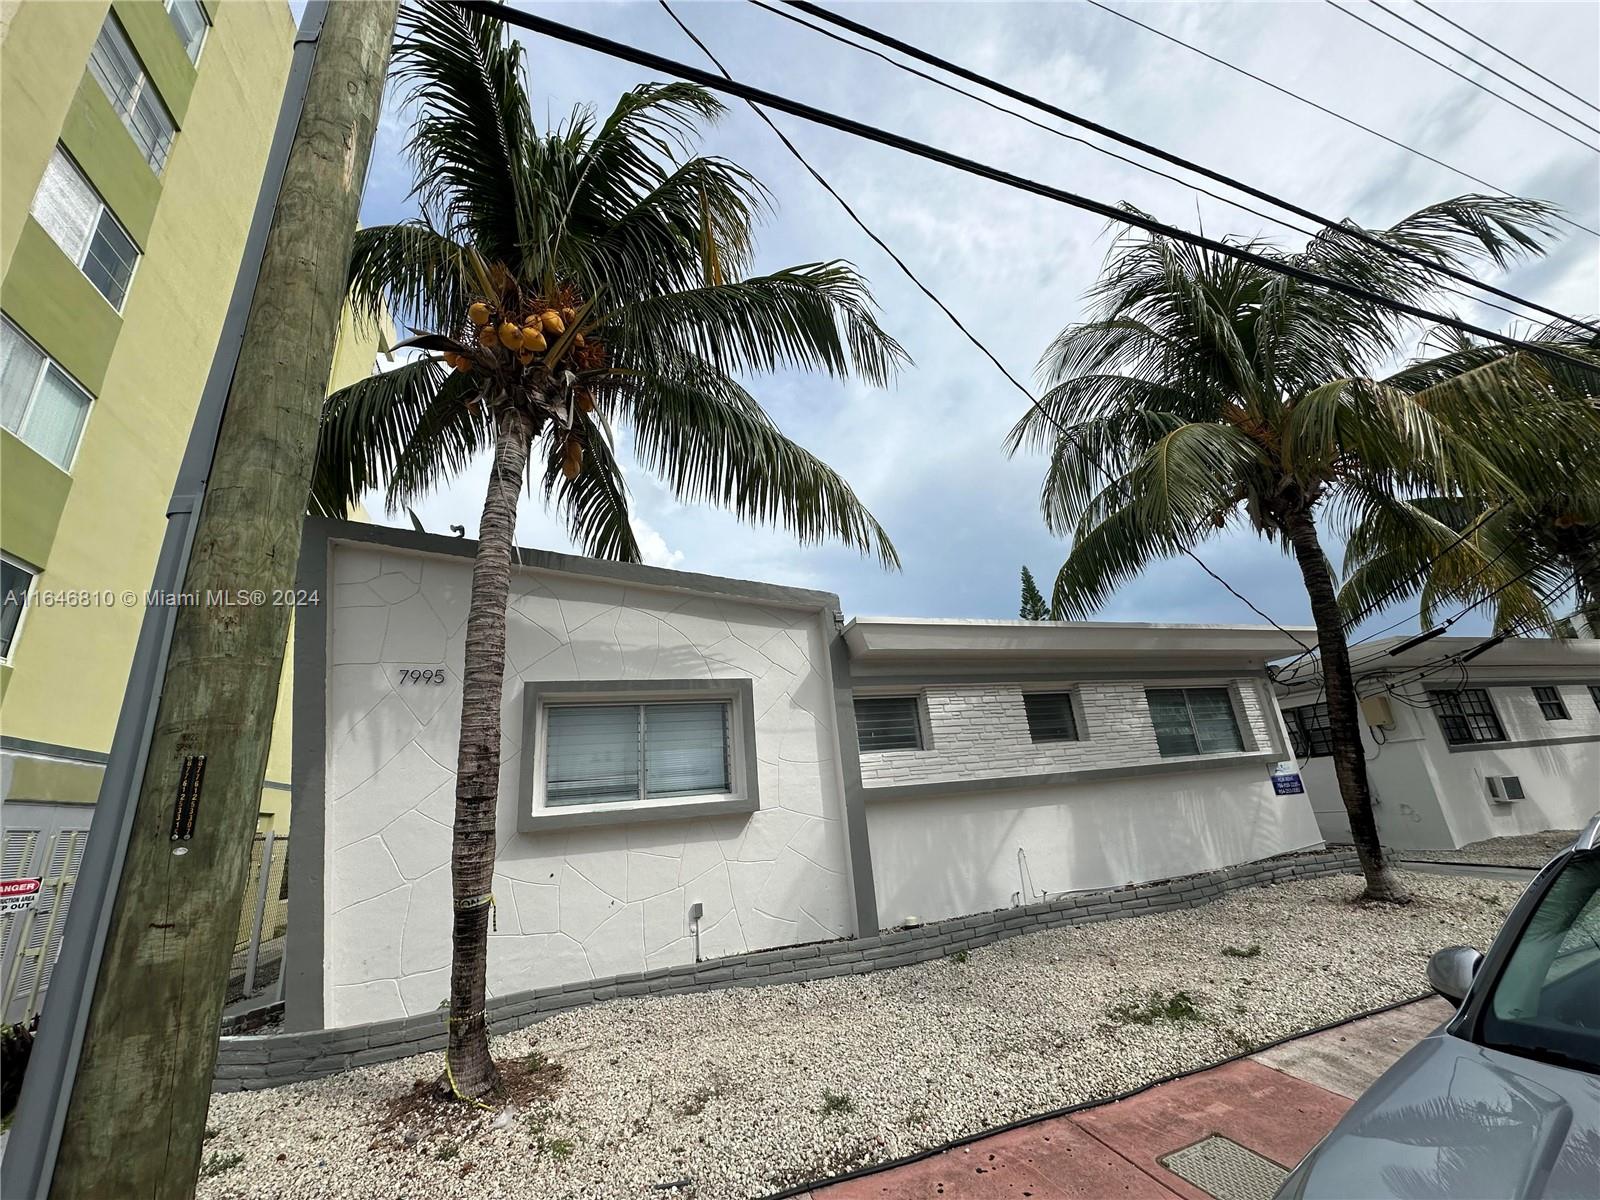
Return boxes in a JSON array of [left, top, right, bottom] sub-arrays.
[[213, 848, 1359, 1091]]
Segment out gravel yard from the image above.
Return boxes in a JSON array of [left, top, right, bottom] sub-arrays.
[[1400, 829, 1579, 868], [198, 869, 1523, 1200]]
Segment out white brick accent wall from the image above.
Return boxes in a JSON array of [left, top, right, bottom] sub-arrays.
[[858, 677, 1277, 788]]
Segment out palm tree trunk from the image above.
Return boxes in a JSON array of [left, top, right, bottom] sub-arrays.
[[1282, 509, 1409, 903], [446, 404, 533, 1099]]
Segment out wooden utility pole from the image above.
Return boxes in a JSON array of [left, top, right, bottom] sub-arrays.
[[34, 3, 396, 1195]]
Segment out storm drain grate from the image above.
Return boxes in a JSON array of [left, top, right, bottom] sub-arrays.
[[1159, 1135, 1288, 1200]]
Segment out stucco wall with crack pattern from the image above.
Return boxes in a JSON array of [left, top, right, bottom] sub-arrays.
[[321, 541, 854, 1028]]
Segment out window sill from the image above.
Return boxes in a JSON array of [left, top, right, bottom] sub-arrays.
[[519, 793, 758, 833]]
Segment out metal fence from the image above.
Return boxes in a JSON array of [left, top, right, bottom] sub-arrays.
[[1, 808, 90, 1027], [226, 832, 289, 1009]]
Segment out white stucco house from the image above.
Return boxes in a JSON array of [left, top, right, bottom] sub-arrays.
[[1274, 636, 1600, 850], [288, 520, 1324, 1030]]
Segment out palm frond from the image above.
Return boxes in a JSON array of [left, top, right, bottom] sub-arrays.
[[627, 362, 900, 568]]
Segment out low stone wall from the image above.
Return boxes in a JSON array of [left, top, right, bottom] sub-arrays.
[[214, 848, 1358, 1091]]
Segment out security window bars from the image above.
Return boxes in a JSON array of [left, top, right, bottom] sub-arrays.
[[88, 13, 176, 172], [30, 149, 139, 310], [2, 556, 37, 660], [1284, 702, 1333, 758], [165, 0, 209, 63], [1023, 691, 1079, 743], [1429, 688, 1506, 745], [853, 695, 923, 752], [2, 317, 93, 469], [545, 702, 729, 807], [1146, 687, 1245, 757], [1532, 686, 1570, 721]]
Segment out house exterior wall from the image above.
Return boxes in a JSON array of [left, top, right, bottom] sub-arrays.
[[867, 765, 1324, 925], [857, 677, 1279, 787], [852, 674, 1322, 924], [309, 530, 859, 1030], [1279, 653, 1600, 850]]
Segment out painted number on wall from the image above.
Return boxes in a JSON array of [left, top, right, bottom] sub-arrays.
[[398, 669, 447, 685]]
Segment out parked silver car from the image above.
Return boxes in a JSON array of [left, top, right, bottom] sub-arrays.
[[1279, 817, 1600, 1200]]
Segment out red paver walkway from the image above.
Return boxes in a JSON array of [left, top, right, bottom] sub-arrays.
[[806, 998, 1450, 1200]]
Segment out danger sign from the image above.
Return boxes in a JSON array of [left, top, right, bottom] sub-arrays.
[[0, 878, 42, 916]]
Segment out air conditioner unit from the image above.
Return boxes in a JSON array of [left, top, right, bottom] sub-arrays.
[[1361, 694, 1395, 730], [1485, 775, 1526, 803]]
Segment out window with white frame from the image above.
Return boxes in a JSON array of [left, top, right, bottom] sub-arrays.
[[545, 701, 730, 807], [30, 149, 140, 310], [2, 317, 93, 470], [1532, 685, 1570, 721], [88, 13, 177, 172], [2, 556, 37, 660], [164, 0, 209, 63], [853, 695, 923, 752], [1146, 687, 1245, 757], [1022, 691, 1079, 743]]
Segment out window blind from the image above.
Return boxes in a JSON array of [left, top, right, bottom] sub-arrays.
[[1023, 692, 1078, 742], [1, 318, 93, 469], [1146, 688, 1244, 757], [853, 695, 922, 752], [545, 701, 731, 807], [30, 150, 139, 309], [643, 703, 728, 798], [545, 704, 640, 806]]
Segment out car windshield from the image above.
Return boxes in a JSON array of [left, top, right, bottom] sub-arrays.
[[1480, 849, 1600, 1072]]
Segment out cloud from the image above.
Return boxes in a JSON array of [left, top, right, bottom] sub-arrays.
[[630, 516, 684, 570], [352, 0, 1600, 635]]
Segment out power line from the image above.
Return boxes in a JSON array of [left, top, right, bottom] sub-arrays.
[[1079, 0, 1600, 240], [1270, 500, 1511, 678], [1411, 0, 1600, 117], [753, 0, 1559, 332], [654, 0, 1314, 651], [1325, 0, 1599, 152], [1365, 0, 1600, 135], [459, 0, 1600, 371], [776, 0, 1598, 335]]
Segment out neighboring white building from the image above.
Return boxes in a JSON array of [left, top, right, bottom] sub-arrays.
[[289, 521, 1323, 1030], [1275, 637, 1600, 850], [845, 619, 1324, 925]]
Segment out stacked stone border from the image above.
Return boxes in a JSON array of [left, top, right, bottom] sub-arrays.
[[214, 847, 1358, 1091]]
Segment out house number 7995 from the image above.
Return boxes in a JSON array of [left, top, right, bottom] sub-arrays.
[[399, 669, 447, 685]]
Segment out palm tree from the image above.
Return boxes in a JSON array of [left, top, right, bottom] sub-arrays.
[[1340, 324, 1600, 634], [311, 1, 904, 1099], [1006, 197, 1593, 903]]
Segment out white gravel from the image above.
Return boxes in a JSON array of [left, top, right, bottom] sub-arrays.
[[198, 870, 1523, 1200], [1400, 829, 1579, 868]]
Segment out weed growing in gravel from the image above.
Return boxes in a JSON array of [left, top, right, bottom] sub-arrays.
[[436, 1142, 460, 1161], [202, 1126, 220, 1142], [1107, 990, 1202, 1026], [199, 1151, 244, 1178], [674, 1084, 718, 1117], [545, 1137, 575, 1160], [948, 949, 969, 964], [818, 1089, 856, 1116], [1221, 944, 1262, 958]]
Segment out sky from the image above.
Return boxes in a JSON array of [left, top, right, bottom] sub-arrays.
[[345, 0, 1599, 638]]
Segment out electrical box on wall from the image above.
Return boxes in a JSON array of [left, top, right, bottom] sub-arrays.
[[1361, 694, 1396, 730]]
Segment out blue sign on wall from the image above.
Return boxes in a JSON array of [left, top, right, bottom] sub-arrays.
[[1271, 761, 1305, 795]]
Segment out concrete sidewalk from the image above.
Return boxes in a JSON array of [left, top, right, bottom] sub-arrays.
[[801, 997, 1452, 1200]]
